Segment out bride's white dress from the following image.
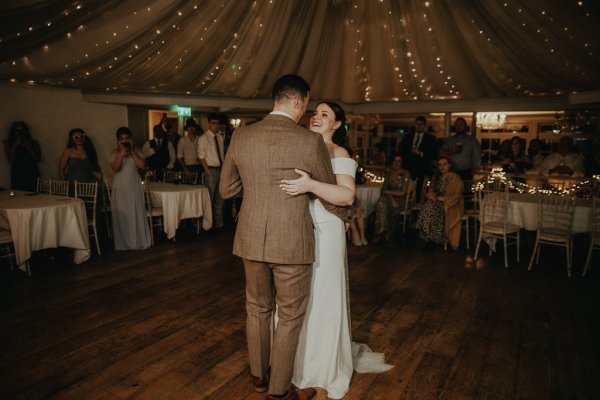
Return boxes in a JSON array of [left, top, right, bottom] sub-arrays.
[[292, 157, 393, 399]]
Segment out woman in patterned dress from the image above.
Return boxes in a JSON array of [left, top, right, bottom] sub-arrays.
[[415, 155, 464, 251], [372, 154, 412, 243]]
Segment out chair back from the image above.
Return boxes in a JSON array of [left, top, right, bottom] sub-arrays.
[[74, 181, 98, 222], [143, 180, 155, 211], [103, 176, 112, 199], [537, 194, 575, 237], [463, 179, 479, 215], [163, 170, 182, 183], [419, 176, 430, 204], [181, 172, 198, 185], [479, 190, 509, 227], [403, 179, 418, 214], [50, 179, 69, 196], [36, 177, 51, 194]]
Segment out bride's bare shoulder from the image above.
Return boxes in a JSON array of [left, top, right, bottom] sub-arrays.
[[332, 145, 350, 159]]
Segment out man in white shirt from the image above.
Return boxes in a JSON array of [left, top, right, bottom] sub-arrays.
[[177, 119, 202, 177], [197, 113, 225, 229], [540, 136, 585, 177]]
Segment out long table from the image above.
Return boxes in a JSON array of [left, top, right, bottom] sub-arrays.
[[0, 191, 91, 272], [485, 192, 592, 233]]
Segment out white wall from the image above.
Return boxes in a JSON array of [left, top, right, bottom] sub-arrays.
[[0, 83, 128, 189]]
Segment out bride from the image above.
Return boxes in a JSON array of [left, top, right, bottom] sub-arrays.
[[280, 102, 393, 399]]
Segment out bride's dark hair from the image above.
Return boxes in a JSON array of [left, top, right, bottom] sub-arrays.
[[318, 101, 347, 147]]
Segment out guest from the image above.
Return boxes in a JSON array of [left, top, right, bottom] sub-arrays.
[[500, 136, 531, 174], [440, 117, 481, 180], [177, 119, 202, 176], [492, 139, 511, 164], [59, 128, 102, 185], [415, 155, 464, 251], [399, 115, 437, 199], [3, 121, 41, 191], [372, 154, 412, 243], [218, 113, 234, 152], [539, 136, 585, 177], [143, 114, 176, 180], [110, 127, 151, 250], [527, 138, 545, 169], [368, 143, 387, 165], [197, 113, 225, 229], [166, 126, 181, 152]]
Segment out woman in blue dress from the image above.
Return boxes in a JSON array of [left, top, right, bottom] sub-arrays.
[[59, 128, 102, 185], [110, 127, 151, 250]]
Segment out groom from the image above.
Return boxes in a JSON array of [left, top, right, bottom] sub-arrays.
[[220, 74, 353, 399]]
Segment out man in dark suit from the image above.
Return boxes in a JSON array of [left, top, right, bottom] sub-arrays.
[[398, 115, 438, 197], [220, 74, 352, 400]]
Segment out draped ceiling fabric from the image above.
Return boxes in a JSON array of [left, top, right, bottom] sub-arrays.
[[0, 0, 599, 105]]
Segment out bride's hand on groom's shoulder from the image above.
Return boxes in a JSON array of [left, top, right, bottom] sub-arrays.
[[280, 169, 313, 196]]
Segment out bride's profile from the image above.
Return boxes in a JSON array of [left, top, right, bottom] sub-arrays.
[[280, 101, 393, 399]]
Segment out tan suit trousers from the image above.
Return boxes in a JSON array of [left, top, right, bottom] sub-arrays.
[[243, 259, 312, 395]]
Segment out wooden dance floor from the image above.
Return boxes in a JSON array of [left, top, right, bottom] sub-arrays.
[[1, 230, 598, 399]]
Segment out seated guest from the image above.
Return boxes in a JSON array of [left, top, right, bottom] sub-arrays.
[[491, 139, 511, 164], [59, 128, 102, 184], [143, 115, 176, 180], [373, 154, 411, 243], [540, 136, 585, 177], [500, 136, 531, 174], [368, 143, 387, 166], [177, 119, 202, 176], [415, 155, 464, 251], [3, 121, 41, 191], [111, 127, 151, 250], [440, 117, 481, 180], [527, 138, 545, 169]]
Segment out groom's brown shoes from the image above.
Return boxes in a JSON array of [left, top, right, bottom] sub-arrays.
[[268, 387, 317, 400], [251, 373, 269, 393]]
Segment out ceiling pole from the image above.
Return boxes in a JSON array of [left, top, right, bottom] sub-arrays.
[[471, 112, 477, 136], [444, 112, 451, 137]]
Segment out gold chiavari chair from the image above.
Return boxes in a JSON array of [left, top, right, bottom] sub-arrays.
[[180, 172, 198, 185], [474, 187, 521, 269], [74, 181, 101, 255], [50, 179, 69, 196], [36, 177, 51, 194], [0, 229, 16, 270], [143, 181, 164, 245], [101, 176, 113, 238], [528, 194, 575, 277], [583, 196, 600, 277]]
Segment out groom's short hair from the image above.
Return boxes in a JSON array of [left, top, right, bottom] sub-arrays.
[[272, 74, 310, 102]]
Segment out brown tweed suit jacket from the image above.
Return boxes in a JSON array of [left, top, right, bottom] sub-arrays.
[[220, 114, 353, 265]]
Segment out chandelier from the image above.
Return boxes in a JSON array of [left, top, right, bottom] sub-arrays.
[[553, 110, 590, 134], [476, 112, 507, 130]]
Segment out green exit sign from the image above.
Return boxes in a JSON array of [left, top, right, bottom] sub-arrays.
[[177, 106, 191, 117]]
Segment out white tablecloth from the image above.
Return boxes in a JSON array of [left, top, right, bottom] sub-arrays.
[[356, 184, 382, 217], [485, 192, 592, 233], [149, 183, 213, 239], [0, 191, 91, 269]]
